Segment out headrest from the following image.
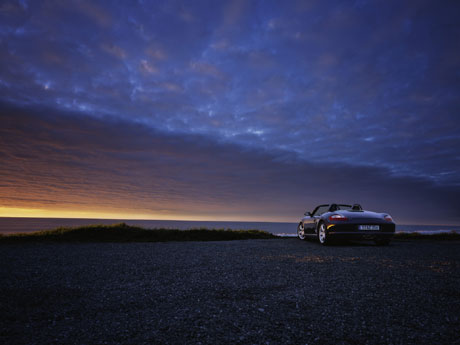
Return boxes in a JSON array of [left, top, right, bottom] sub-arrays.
[[352, 204, 362, 211]]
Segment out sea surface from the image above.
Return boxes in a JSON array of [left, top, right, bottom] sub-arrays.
[[1, 217, 460, 236]]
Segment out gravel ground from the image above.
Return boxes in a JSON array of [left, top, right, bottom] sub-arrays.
[[1, 239, 459, 345]]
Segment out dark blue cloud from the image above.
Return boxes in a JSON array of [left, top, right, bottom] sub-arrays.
[[0, 0, 459, 222], [1, 102, 459, 223]]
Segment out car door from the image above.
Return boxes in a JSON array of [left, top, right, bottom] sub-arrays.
[[309, 205, 330, 234], [302, 211, 315, 234]]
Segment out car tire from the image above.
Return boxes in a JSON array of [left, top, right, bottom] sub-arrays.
[[317, 222, 329, 245], [375, 239, 390, 246], [297, 223, 306, 240]]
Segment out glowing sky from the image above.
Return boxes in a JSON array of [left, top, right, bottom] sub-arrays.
[[1, 0, 459, 223]]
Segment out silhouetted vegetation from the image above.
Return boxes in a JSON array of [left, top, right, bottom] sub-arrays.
[[0, 223, 277, 243], [2, 225, 459, 243]]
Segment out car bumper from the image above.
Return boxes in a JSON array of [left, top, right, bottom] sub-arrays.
[[326, 223, 395, 240], [327, 231, 394, 240]]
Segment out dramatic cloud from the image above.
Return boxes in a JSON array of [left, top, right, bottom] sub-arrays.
[[1, 102, 459, 223], [0, 0, 459, 223]]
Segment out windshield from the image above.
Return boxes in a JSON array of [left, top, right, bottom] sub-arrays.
[[313, 205, 329, 216], [337, 204, 352, 210], [312, 204, 354, 216]]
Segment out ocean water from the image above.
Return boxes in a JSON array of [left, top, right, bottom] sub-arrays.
[[1, 217, 460, 236]]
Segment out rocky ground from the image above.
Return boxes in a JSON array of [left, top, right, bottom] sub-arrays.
[[1, 239, 459, 344]]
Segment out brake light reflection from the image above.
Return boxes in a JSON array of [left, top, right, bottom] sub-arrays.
[[329, 214, 348, 221]]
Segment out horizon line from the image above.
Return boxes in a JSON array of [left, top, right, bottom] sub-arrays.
[[0, 215, 458, 228]]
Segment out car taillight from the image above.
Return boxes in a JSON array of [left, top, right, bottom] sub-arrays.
[[329, 214, 348, 221], [384, 215, 393, 222]]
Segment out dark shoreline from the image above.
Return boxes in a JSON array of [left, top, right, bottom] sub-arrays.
[[2, 217, 460, 237], [1, 223, 460, 243]]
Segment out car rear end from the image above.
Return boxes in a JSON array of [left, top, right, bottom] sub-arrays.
[[325, 211, 395, 242]]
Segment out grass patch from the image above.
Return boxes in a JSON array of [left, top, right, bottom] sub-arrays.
[[394, 231, 460, 240], [0, 223, 277, 243]]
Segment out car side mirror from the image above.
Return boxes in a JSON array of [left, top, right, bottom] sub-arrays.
[[304, 211, 311, 216]]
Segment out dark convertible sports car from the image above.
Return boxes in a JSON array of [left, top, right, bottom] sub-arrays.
[[297, 203, 395, 245]]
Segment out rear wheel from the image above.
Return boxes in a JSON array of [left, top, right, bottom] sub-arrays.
[[317, 222, 329, 245], [297, 223, 306, 240]]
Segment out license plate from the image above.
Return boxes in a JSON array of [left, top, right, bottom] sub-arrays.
[[358, 225, 380, 231]]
